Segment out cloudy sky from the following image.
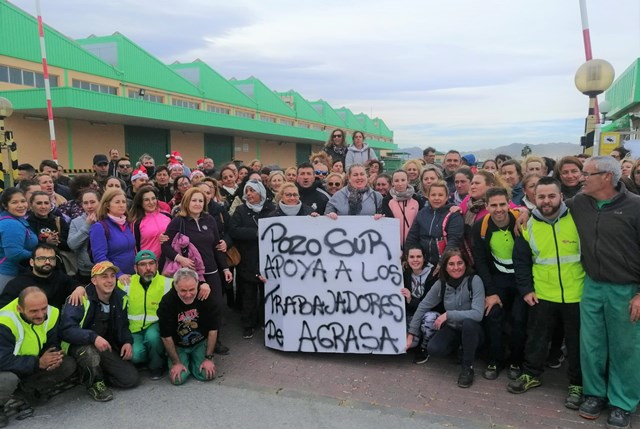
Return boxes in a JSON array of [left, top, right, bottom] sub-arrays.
[[10, 0, 640, 150]]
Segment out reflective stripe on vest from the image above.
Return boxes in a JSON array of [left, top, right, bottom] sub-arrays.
[[125, 275, 172, 332], [0, 304, 55, 355]]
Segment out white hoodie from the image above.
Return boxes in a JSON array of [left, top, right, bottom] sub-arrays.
[[345, 144, 378, 169]]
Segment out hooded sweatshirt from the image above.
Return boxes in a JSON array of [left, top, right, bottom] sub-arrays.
[[345, 144, 377, 170]]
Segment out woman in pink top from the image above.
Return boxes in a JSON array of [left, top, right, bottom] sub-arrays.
[[380, 170, 426, 249], [129, 186, 171, 260]]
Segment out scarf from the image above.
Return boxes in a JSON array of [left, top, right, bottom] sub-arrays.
[[279, 201, 302, 216], [246, 200, 265, 213], [328, 144, 347, 156], [390, 185, 415, 202], [347, 185, 369, 215], [222, 185, 237, 195], [107, 213, 127, 228], [464, 198, 485, 227]]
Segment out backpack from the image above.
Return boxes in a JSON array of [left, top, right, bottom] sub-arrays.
[[439, 274, 475, 302], [87, 220, 110, 263]]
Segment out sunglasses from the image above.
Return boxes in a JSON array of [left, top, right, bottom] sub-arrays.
[[315, 170, 328, 176], [118, 164, 132, 168], [327, 182, 341, 187], [332, 134, 343, 138]]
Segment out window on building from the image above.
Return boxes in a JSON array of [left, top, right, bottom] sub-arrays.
[[127, 90, 164, 103], [207, 105, 231, 115], [72, 79, 117, 95], [236, 110, 255, 119], [260, 115, 276, 123], [172, 99, 200, 110], [280, 119, 294, 126], [0, 65, 58, 88]]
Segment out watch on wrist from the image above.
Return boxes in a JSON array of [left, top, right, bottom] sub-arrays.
[[205, 354, 214, 361]]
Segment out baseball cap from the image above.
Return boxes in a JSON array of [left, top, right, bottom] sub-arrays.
[[91, 261, 120, 277], [93, 154, 109, 165], [135, 250, 157, 264]]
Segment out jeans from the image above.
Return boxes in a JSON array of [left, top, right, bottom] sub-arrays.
[[427, 318, 484, 368]]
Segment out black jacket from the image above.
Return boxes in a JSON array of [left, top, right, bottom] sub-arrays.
[[297, 182, 329, 215], [60, 283, 133, 350], [0, 270, 79, 309], [229, 201, 275, 282]]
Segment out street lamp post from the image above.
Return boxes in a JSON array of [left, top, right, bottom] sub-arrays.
[[574, 59, 615, 155], [0, 96, 14, 190]]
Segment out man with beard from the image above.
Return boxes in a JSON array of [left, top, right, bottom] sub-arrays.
[[509, 177, 584, 410], [120, 251, 173, 380], [296, 162, 329, 214], [201, 157, 217, 178], [0, 244, 84, 309], [0, 287, 77, 426]]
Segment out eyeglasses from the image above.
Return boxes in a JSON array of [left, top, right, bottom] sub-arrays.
[[327, 182, 342, 187], [283, 193, 299, 198], [34, 256, 56, 263], [332, 134, 342, 138], [581, 171, 607, 177], [315, 170, 328, 176], [118, 164, 132, 168]]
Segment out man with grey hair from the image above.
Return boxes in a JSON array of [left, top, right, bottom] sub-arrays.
[[157, 268, 219, 385], [567, 156, 640, 429]]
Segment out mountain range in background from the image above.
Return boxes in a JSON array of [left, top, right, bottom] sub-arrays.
[[396, 143, 581, 161]]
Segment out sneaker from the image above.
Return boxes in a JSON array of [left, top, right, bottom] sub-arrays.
[[483, 363, 502, 380], [87, 381, 113, 402], [578, 396, 607, 420], [564, 385, 584, 410], [214, 341, 230, 355], [507, 364, 522, 380], [546, 354, 565, 369], [413, 348, 429, 364], [457, 366, 474, 388], [242, 328, 254, 339], [149, 368, 165, 381], [507, 374, 541, 394], [606, 407, 631, 429]]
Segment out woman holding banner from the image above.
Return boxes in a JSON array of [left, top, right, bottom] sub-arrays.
[[406, 248, 485, 388], [325, 164, 382, 218], [229, 179, 275, 340]]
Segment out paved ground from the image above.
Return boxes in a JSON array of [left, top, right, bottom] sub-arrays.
[[6, 308, 639, 429]]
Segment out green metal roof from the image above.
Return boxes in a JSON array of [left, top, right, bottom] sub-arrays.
[[373, 117, 393, 137], [0, 1, 122, 79], [308, 100, 347, 128], [604, 58, 640, 119], [334, 107, 363, 131], [354, 113, 379, 134], [77, 33, 203, 97], [275, 90, 324, 122], [169, 60, 257, 110], [230, 77, 295, 118]]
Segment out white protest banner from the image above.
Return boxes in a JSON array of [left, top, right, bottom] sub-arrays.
[[259, 216, 405, 354]]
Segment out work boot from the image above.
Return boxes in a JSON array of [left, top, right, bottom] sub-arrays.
[[507, 374, 541, 393], [564, 385, 584, 410], [457, 366, 474, 388], [606, 407, 631, 429], [507, 364, 522, 380], [578, 396, 607, 420], [87, 381, 113, 402], [482, 362, 502, 380]]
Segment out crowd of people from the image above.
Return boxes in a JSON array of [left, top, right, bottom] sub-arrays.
[[0, 131, 639, 429]]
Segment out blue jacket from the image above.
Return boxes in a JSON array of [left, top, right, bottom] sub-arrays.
[[89, 218, 135, 276], [60, 283, 133, 349], [0, 211, 38, 276]]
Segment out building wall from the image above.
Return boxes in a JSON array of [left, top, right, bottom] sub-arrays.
[[170, 130, 204, 167], [3, 116, 124, 169]]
